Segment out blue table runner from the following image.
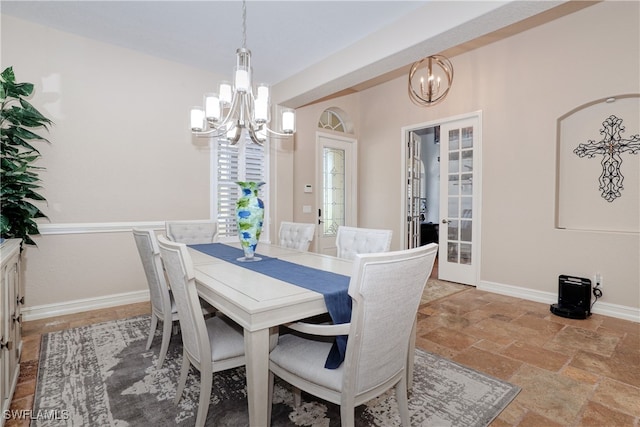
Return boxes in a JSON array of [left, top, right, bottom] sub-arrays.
[[189, 243, 351, 368]]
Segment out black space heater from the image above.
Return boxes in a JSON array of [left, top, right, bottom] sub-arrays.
[[550, 275, 592, 319]]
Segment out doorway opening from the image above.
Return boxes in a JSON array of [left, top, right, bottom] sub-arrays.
[[407, 126, 441, 248]]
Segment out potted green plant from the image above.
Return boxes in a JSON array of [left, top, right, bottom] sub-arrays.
[[1, 66, 51, 246]]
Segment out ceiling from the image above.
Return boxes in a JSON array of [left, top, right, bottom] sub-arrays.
[[1, 1, 428, 84], [2, 1, 589, 107]]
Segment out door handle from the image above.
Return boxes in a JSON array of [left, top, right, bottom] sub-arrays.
[[442, 219, 450, 224], [0, 338, 11, 351]]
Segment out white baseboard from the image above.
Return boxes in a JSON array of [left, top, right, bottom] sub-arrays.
[[21, 281, 640, 323], [478, 280, 640, 323], [22, 290, 150, 321]]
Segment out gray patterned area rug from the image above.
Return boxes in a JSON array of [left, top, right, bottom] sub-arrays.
[[33, 315, 519, 427]]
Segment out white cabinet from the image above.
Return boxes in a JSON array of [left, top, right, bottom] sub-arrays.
[[1, 239, 22, 425]]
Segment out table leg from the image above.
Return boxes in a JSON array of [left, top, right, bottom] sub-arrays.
[[245, 328, 270, 427]]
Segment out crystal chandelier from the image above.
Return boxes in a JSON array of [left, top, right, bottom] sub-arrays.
[[408, 55, 454, 106], [189, 0, 295, 145]]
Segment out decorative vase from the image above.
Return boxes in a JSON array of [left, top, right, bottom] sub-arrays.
[[235, 181, 265, 261]]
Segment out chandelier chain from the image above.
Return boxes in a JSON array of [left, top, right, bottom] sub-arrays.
[[241, 0, 247, 49]]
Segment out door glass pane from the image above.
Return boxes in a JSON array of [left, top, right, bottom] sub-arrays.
[[448, 197, 459, 218], [448, 175, 459, 196], [447, 242, 458, 262], [322, 147, 345, 236], [447, 220, 459, 240], [461, 127, 473, 148], [448, 151, 459, 173], [460, 220, 472, 242], [461, 196, 472, 217], [462, 149, 473, 171], [460, 243, 472, 264], [461, 173, 473, 195], [449, 129, 460, 150]]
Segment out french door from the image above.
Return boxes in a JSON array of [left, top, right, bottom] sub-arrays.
[[407, 132, 422, 249], [438, 115, 481, 285]]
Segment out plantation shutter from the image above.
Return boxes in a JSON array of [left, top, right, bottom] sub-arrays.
[[213, 135, 268, 239]]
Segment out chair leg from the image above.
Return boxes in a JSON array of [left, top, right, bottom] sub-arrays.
[[396, 376, 411, 427], [407, 318, 417, 392], [146, 313, 158, 350], [267, 371, 274, 427], [340, 393, 356, 427], [293, 387, 302, 407], [174, 351, 190, 404], [339, 404, 355, 427], [156, 317, 173, 368], [195, 366, 213, 427]]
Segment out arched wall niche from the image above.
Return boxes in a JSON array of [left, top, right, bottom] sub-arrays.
[[556, 93, 639, 233]]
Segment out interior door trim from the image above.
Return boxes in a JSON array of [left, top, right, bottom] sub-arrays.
[[400, 111, 483, 285]]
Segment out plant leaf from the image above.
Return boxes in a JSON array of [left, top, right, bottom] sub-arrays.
[[1, 67, 15, 84]]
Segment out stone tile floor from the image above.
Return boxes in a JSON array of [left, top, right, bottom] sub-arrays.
[[7, 286, 640, 426], [417, 289, 640, 426]]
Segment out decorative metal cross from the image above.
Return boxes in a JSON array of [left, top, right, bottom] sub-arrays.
[[574, 115, 640, 202]]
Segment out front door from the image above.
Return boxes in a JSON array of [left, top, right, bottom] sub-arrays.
[[316, 132, 357, 255], [438, 115, 481, 285]]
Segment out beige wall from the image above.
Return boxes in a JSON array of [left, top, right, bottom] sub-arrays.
[[294, 2, 639, 313], [1, 16, 218, 309]]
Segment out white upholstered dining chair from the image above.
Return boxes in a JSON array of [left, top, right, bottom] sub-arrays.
[[335, 225, 393, 260], [132, 228, 178, 368], [157, 236, 245, 427], [165, 220, 218, 244], [278, 221, 316, 251], [133, 228, 216, 369], [268, 243, 438, 426]]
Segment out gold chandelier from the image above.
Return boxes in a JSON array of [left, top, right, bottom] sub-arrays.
[[408, 55, 454, 106], [189, 0, 295, 145]]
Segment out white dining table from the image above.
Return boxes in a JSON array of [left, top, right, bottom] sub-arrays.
[[187, 242, 353, 427]]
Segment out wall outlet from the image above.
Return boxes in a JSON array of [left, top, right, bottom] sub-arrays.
[[595, 273, 602, 288]]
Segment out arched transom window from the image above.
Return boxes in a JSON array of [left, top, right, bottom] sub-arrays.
[[318, 109, 346, 132]]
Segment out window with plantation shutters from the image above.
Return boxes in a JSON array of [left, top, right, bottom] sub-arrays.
[[212, 136, 269, 240]]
